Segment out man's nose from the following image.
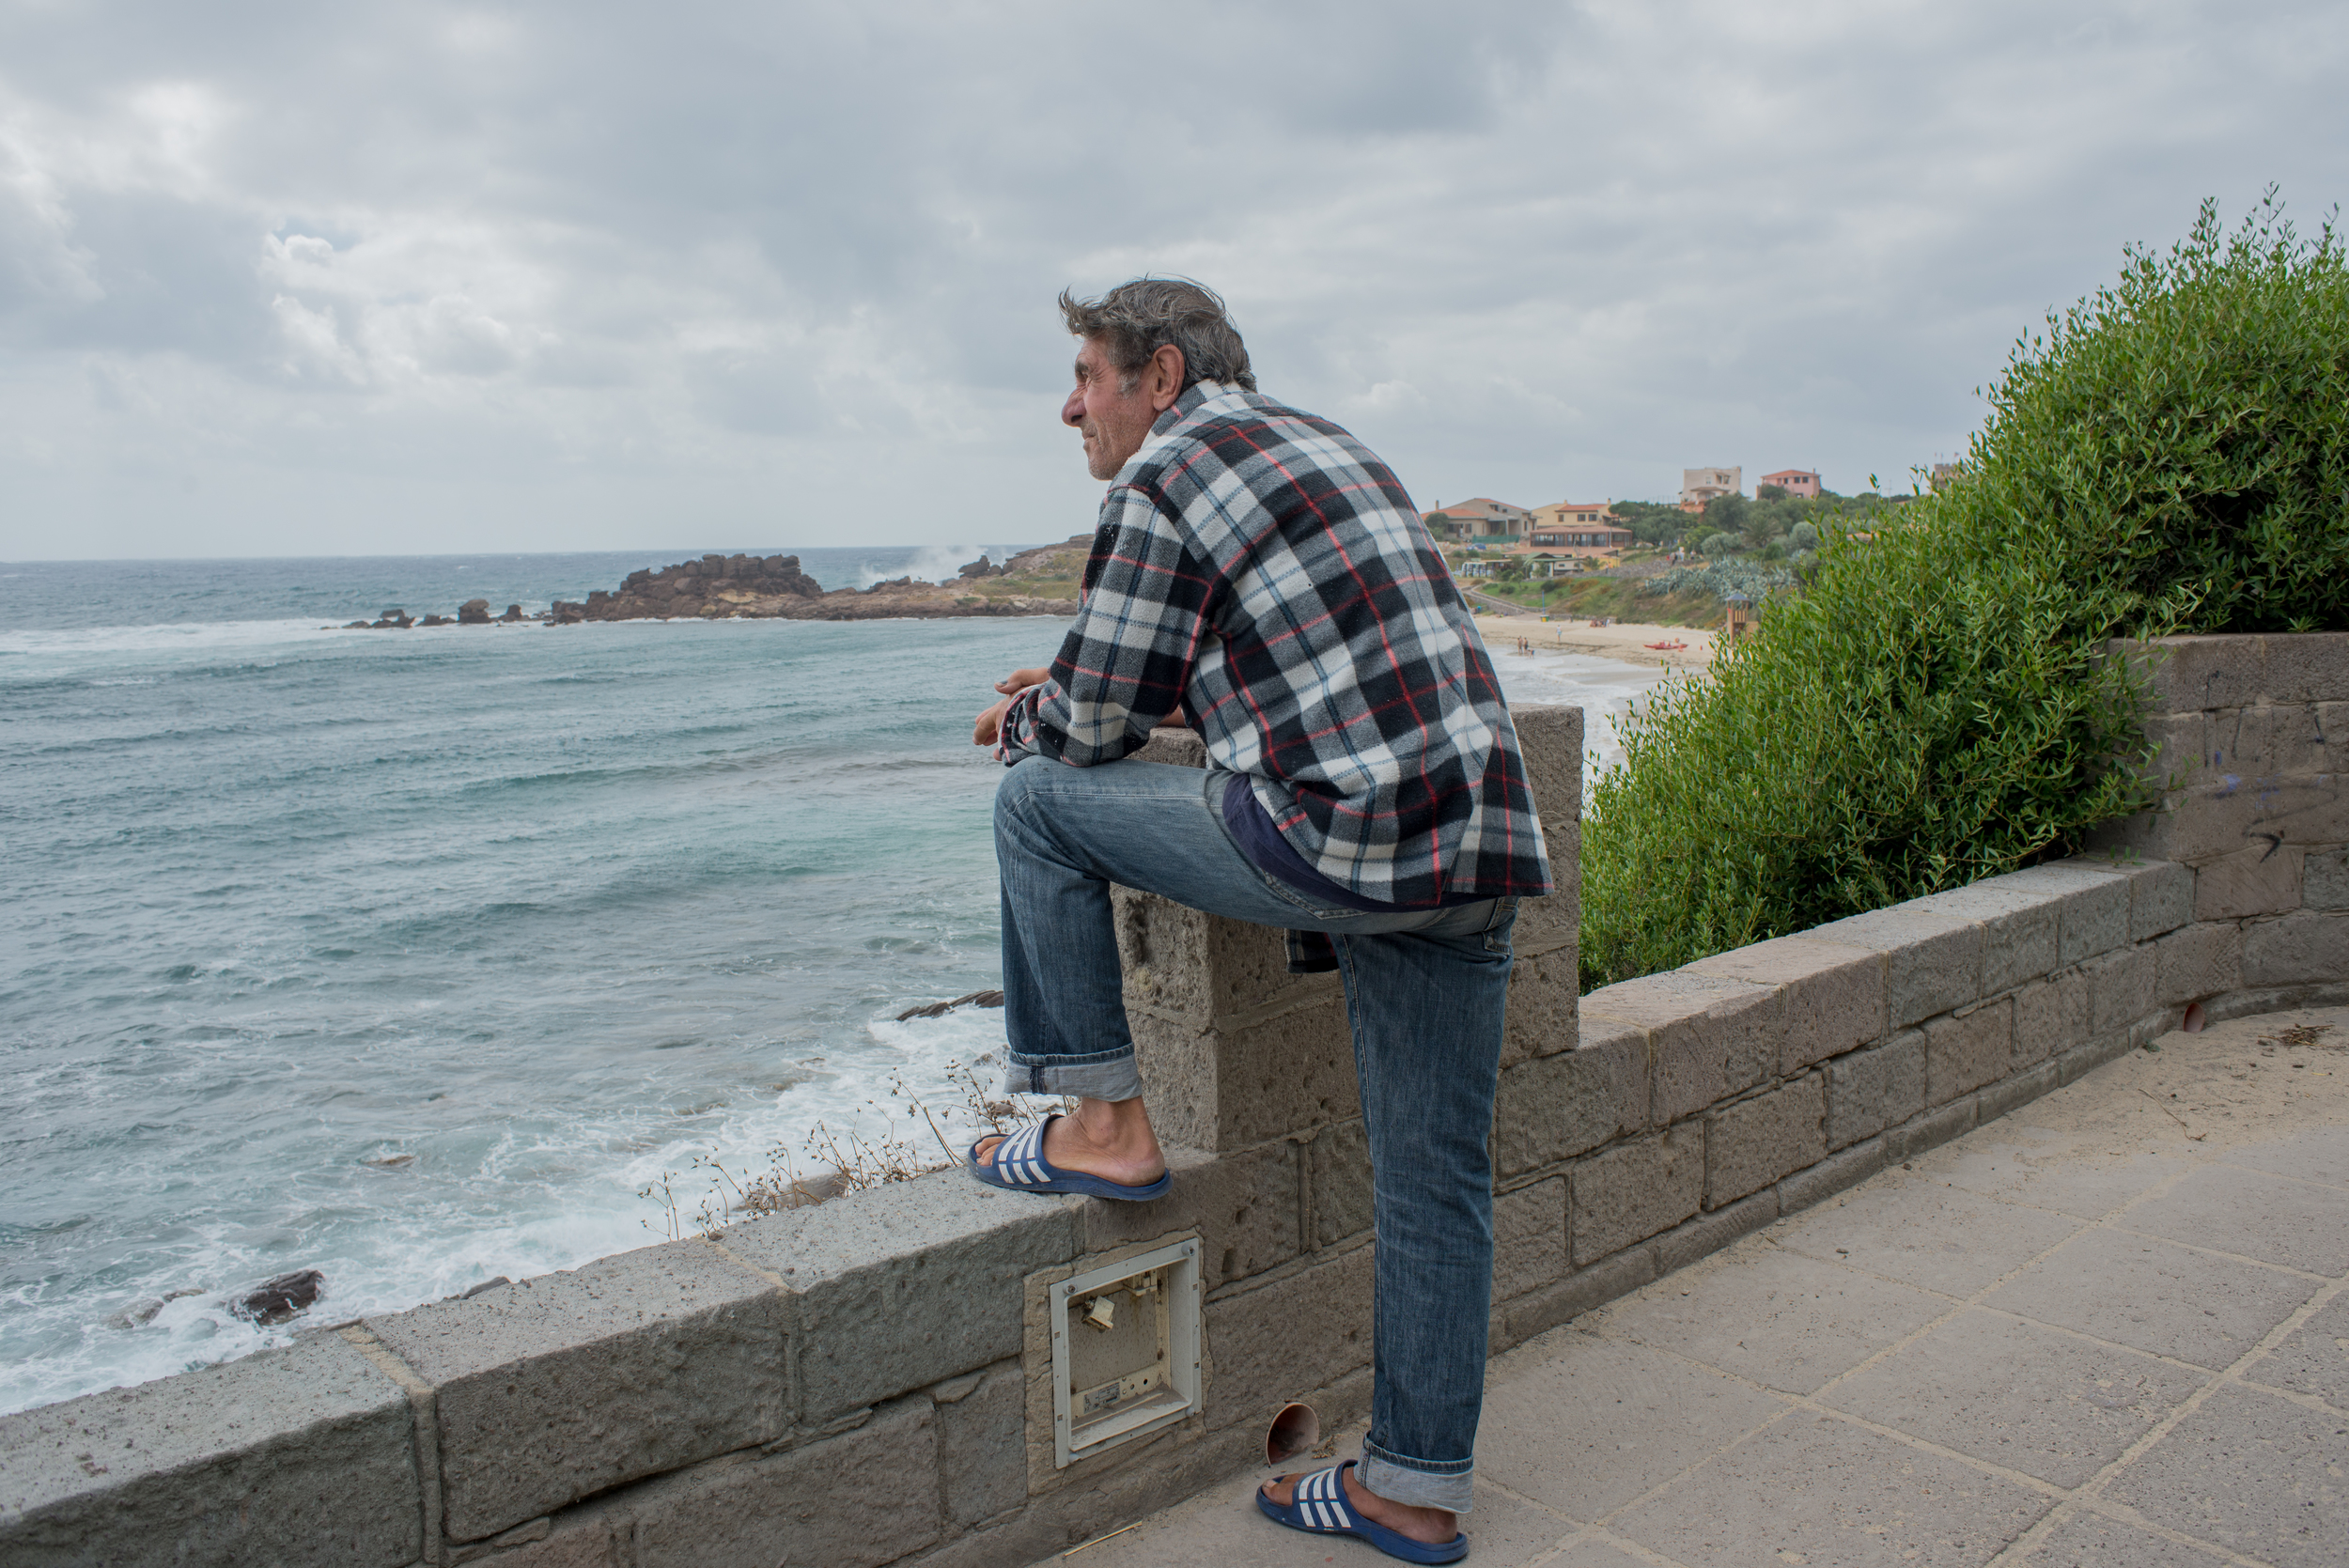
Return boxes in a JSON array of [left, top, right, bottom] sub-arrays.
[[1062, 387, 1085, 427]]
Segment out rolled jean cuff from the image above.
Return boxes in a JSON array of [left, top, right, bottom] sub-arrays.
[[1002, 1051, 1145, 1102], [1359, 1441, 1473, 1514]]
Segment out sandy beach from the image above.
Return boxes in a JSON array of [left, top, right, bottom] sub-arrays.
[[1477, 609, 1719, 669]]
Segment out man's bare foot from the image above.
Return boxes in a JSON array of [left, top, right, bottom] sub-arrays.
[[1261, 1464, 1459, 1546], [973, 1096, 1165, 1188]]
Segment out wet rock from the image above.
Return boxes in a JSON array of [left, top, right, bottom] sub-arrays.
[[227, 1269, 326, 1326], [106, 1288, 203, 1330], [419, 613, 453, 627], [458, 598, 491, 625], [498, 603, 525, 622], [957, 555, 1001, 579], [894, 988, 1006, 1021]]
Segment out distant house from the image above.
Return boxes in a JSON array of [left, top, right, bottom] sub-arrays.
[[1758, 469, 1820, 499], [1427, 498, 1532, 541], [1680, 466, 1741, 514], [1525, 501, 1635, 556]]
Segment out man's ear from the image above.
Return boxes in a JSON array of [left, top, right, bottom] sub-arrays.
[[1146, 344, 1187, 412]]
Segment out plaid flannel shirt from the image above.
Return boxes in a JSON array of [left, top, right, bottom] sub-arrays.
[[996, 380, 1553, 906]]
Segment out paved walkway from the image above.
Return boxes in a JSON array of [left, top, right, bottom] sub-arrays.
[[1048, 1005, 2349, 1568]]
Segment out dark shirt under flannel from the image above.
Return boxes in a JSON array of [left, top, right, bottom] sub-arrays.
[[996, 380, 1553, 907]]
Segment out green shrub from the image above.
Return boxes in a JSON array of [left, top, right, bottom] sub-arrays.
[[1963, 193, 2349, 634], [1787, 520, 1820, 551], [1579, 195, 2349, 989]]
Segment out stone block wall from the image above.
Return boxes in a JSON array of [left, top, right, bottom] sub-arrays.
[[2092, 631, 2349, 952], [7, 640, 2344, 1567]]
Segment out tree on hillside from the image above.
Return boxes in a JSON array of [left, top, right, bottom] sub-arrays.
[[1611, 500, 1688, 548], [1700, 491, 1750, 539]]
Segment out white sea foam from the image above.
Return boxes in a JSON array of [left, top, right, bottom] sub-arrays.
[[853, 542, 985, 588], [0, 617, 383, 669]]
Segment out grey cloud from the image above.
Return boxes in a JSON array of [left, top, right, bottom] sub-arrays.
[[1, 0, 2345, 558]]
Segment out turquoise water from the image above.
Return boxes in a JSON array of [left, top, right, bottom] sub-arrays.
[[0, 549, 1050, 1413], [0, 551, 1668, 1415]]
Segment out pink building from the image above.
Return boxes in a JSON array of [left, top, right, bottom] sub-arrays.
[[1759, 469, 1821, 499]]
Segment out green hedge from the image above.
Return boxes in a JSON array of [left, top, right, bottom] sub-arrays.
[[1579, 196, 2349, 989]]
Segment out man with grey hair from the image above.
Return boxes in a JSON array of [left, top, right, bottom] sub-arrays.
[[970, 278, 1551, 1563]]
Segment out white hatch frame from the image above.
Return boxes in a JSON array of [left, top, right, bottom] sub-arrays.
[[1049, 1238, 1202, 1467]]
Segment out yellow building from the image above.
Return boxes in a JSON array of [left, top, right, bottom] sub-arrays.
[[1524, 501, 1634, 556]]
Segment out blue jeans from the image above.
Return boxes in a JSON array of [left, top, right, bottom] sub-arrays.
[[994, 754, 1517, 1514]]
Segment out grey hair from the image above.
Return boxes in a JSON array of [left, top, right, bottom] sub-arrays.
[[1058, 276, 1257, 394]]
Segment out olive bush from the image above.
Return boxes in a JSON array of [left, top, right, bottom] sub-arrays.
[[1639, 560, 1797, 602], [1580, 195, 2349, 987]]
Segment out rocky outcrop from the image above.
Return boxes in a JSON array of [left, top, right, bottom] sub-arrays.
[[549, 543, 1083, 623], [458, 598, 492, 625]]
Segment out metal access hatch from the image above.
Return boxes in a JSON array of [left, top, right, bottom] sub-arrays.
[[1049, 1238, 1202, 1467]]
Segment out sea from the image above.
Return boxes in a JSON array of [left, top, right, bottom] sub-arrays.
[[0, 549, 1675, 1416]]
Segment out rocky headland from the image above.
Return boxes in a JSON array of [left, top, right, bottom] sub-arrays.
[[339, 540, 1087, 629]]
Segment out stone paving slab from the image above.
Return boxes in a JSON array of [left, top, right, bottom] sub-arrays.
[[1042, 1004, 2346, 1568]]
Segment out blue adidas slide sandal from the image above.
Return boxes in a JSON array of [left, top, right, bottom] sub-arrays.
[[967, 1115, 1173, 1202], [1257, 1462, 1469, 1564]]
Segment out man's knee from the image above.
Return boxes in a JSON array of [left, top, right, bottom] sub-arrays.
[[993, 754, 1053, 835]]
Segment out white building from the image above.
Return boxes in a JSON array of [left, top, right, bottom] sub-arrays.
[[1680, 467, 1741, 511]]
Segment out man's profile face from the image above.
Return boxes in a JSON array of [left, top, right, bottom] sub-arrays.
[[1061, 336, 1165, 482]]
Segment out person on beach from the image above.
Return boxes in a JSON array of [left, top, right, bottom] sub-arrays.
[[969, 277, 1552, 1565]]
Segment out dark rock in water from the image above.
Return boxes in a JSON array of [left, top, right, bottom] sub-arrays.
[[228, 1269, 325, 1326], [550, 600, 586, 624], [364, 609, 413, 629], [498, 603, 525, 622], [895, 988, 1006, 1021], [419, 613, 453, 627], [459, 598, 492, 625]]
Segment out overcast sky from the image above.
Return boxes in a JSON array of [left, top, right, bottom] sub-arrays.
[[3, 1, 2344, 561]]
